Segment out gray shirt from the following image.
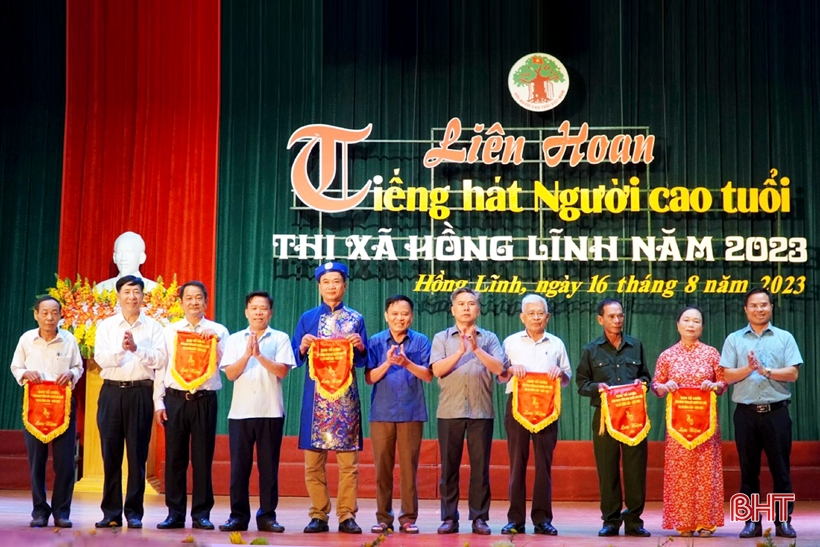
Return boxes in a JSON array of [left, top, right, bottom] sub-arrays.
[[431, 325, 504, 419]]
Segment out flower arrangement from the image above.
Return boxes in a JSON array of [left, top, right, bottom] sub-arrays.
[[47, 274, 183, 358]]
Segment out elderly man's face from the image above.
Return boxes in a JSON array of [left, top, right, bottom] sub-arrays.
[[520, 301, 549, 335], [597, 302, 625, 337], [117, 282, 144, 316], [113, 235, 145, 275], [180, 285, 207, 322], [34, 299, 61, 334], [318, 272, 347, 303]]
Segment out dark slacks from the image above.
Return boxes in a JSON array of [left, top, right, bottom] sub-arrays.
[[504, 397, 558, 526], [97, 384, 154, 521], [733, 404, 794, 521], [163, 389, 218, 520], [437, 417, 493, 522], [25, 398, 77, 520], [228, 417, 284, 525], [591, 408, 647, 530], [370, 420, 423, 526]]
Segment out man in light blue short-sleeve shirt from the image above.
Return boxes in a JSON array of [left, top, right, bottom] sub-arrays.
[[721, 288, 802, 540]]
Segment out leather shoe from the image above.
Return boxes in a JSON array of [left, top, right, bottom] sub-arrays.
[[472, 518, 491, 535], [739, 521, 762, 538], [303, 518, 329, 533], [533, 522, 558, 535], [30, 516, 48, 528], [54, 518, 72, 529], [775, 521, 796, 538], [192, 517, 214, 530], [219, 518, 248, 532], [258, 519, 285, 533], [625, 527, 651, 537], [127, 518, 143, 529], [598, 524, 619, 536], [339, 518, 362, 534], [437, 519, 459, 534], [157, 516, 185, 529], [501, 522, 525, 535], [95, 518, 122, 528]]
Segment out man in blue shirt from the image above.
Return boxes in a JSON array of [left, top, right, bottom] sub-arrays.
[[292, 262, 368, 534], [365, 295, 432, 535], [721, 288, 802, 540]]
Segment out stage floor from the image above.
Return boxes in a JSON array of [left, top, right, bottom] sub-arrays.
[[0, 490, 816, 546]]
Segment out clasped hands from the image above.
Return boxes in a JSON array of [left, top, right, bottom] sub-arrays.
[[122, 330, 137, 352], [385, 344, 411, 368], [244, 332, 265, 358], [457, 325, 479, 353], [747, 350, 769, 378]]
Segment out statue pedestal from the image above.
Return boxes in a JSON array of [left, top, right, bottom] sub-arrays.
[[74, 358, 160, 494]]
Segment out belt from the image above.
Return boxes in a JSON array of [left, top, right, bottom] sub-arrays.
[[739, 400, 790, 413], [103, 379, 153, 388], [168, 388, 214, 401]]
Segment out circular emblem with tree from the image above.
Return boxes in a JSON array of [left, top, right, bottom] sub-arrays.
[[508, 53, 569, 112]]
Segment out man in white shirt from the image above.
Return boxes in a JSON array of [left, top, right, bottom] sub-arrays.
[[10, 296, 84, 528], [217, 291, 296, 533], [154, 281, 229, 531], [498, 295, 571, 536], [94, 275, 167, 529]]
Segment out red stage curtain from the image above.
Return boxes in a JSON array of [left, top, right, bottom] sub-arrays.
[[59, 0, 220, 299]]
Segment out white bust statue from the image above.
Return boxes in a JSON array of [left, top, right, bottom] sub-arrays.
[[94, 231, 158, 293]]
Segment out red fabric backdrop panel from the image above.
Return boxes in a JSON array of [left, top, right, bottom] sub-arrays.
[[60, 0, 220, 298]]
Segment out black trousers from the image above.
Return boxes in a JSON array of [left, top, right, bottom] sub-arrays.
[[504, 397, 557, 526], [437, 417, 493, 522], [163, 389, 218, 520], [228, 417, 284, 525], [25, 398, 77, 520], [733, 403, 794, 522], [591, 408, 647, 530], [97, 384, 153, 521]]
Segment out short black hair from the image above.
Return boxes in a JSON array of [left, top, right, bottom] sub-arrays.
[[245, 290, 273, 308], [116, 275, 145, 292], [385, 294, 414, 312], [180, 280, 208, 300], [743, 287, 774, 307], [597, 298, 623, 316], [34, 295, 61, 312]]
